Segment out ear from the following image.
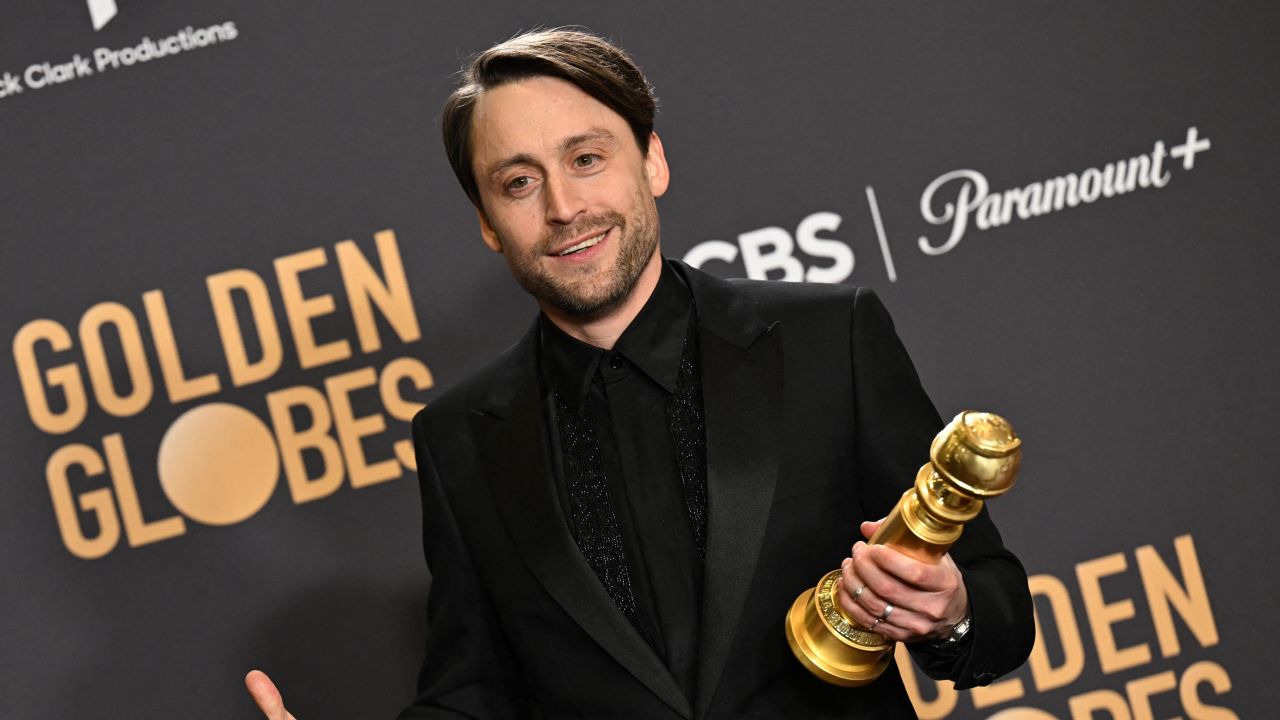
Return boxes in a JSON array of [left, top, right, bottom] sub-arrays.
[[644, 132, 670, 198], [476, 206, 503, 253]]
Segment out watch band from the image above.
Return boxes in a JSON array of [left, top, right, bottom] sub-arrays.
[[947, 614, 972, 644]]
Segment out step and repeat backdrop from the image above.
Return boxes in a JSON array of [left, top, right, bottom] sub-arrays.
[[2, 2, 1276, 718]]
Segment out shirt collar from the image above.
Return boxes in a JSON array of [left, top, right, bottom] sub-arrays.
[[539, 260, 692, 410]]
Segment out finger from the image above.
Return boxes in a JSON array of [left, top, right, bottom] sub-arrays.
[[849, 542, 903, 608], [859, 518, 885, 540], [838, 557, 865, 611], [836, 572, 881, 630], [849, 539, 872, 563], [854, 548, 968, 631], [839, 556, 856, 590], [838, 557, 865, 609], [245, 670, 296, 720], [838, 557, 895, 630], [850, 545, 907, 605], [853, 546, 946, 619], [837, 581, 931, 641], [836, 568, 942, 642], [861, 543, 955, 592], [846, 539, 960, 639], [864, 603, 938, 643]]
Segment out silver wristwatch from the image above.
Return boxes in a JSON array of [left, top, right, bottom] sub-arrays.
[[946, 614, 972, 644]]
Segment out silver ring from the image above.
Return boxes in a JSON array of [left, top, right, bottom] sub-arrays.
[[880, 603, 894, 621], [853, 586, 865, 600]]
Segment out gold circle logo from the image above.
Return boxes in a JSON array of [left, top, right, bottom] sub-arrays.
[[157, 403, 279, 525]]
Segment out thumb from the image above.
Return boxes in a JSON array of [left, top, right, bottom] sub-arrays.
[[245, 670, 297, 720], [860, 518, 885, 541]]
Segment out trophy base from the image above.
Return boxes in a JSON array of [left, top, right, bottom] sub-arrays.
[[784, 574, 895, 687]]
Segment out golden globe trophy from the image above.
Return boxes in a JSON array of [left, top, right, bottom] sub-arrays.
[[784, 411, 1022, 686]]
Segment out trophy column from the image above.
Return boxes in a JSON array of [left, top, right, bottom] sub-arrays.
[[784, 411, 1022, 686]]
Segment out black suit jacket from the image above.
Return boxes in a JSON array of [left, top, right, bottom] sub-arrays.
[[400, 262, 1033, 719]]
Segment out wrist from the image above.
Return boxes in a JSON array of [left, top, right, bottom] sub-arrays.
[[945, 613, 972, 644]]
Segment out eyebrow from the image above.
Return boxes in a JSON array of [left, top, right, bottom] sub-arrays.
[[558, 129, 619, 155], [483, 128, 620, 179]]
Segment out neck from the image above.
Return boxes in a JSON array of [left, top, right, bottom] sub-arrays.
[[541, 252, 663, 350]]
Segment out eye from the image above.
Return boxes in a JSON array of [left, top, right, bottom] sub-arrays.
[[501, 174, 537, 196], [573, 153, 601, 169]]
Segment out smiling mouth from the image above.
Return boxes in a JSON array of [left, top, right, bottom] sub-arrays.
[[555, 230, 608, 256]]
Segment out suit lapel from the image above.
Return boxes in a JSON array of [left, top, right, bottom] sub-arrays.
[[679, 265, 784, 719], [475, 325, 693, 719]]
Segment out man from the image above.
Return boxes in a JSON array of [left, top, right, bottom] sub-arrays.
[[248, 28, 1033, 719]]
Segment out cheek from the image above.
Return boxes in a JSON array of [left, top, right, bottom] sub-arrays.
[[491, 213, 545, 252]]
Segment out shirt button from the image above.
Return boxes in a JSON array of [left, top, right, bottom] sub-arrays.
[[609, 353, 623, 370]]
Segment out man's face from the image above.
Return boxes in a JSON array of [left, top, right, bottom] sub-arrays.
[[468, 75, 669, 319]]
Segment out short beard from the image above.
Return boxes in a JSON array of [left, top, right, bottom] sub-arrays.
[[502, 200, 660, 320]]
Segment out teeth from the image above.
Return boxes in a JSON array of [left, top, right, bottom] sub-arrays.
[[558, 232, 606, 256]]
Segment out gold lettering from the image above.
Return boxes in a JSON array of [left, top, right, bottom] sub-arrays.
[[207, 269, 284, 387], [1028, 574, 1086, 691], [275, 247, 351, 369], [102, 433, 185, 547], [379, 357, 432, 470], [1178, 660, 1237, 720], [893, 645, 957, 719], [13, 319, 88, 434], [1135, 534, 1218, 658], [267, 385, 344, 503], [327, 367, 400, 488], [1124, 671, 1175, 720], [336, 230, 422, 354], [79, 301, 154, 417], [1068, 689, 1131, 720], [46, 443, 119, 559], [1076, 552, 1151, 674], [143, 289, 221, 403]]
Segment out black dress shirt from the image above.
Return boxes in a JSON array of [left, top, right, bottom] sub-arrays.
[[538, 264, 703, 700]]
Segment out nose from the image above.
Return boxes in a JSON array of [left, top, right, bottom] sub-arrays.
[[543, 172, 586, 225]]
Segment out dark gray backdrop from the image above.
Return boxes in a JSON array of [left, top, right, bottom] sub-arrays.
[[2, 2, 1275, 718]]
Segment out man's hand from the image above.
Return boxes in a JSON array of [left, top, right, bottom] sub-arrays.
[[245, 670, 297, 720], [837, 519, 969, 643]]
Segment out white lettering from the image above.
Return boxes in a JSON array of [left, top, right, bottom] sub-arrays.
[[916, 130, 1198, 255], [94, 47, 118, 72], [682, 240, 739, 270], [796, 212, 853, 283], [918, 169, 988, 256], [738, 226, 803, 281], [1079, 167, 1102, 203], [23, 56, 94, 89], [1150, 141, 1172, 187], [1016, 182, 1042, 220], [90, 23, 241, 74]]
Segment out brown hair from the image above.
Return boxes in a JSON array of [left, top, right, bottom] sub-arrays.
[[441, 28, 657, 208]]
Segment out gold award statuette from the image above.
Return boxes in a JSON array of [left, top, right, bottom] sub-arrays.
[[784, 411, 1022, 686]]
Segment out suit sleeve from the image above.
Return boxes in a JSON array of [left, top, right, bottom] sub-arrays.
[[848, 287, 1034, 689], [397, 412, 532, 719]]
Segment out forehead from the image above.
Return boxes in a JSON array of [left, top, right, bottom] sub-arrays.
[[469, 75, 629, 165]]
